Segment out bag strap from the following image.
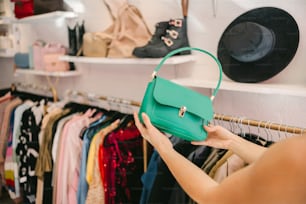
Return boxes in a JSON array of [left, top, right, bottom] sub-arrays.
[[152, 47, 223, 101]]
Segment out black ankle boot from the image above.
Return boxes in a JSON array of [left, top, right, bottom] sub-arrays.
[[67, 24, 78, 56], [67, 23, 78, 70], [144, 18, 191, 58], [77, 20, 85, 56], [132, 21, 169, 58]]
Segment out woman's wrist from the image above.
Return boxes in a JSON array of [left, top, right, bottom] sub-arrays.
[[228, 134, 245, 152], [227, 133, 267, 164], [153, 136, 174, 156]]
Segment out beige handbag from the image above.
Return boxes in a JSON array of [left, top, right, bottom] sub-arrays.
[[102, 0, 152, 58], [82, 32, 111, 57]]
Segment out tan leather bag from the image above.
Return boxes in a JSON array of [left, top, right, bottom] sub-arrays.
[[82, 32, 111, 57], [102, 0, 152, 58]]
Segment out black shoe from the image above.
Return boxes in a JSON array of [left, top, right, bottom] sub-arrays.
[[67, 24, 78, 56], [144, 18, 191, 58], [77, 20, 85, 56], [132, 21, 169, 58]]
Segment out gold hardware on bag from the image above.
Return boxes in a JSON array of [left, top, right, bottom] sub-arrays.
[[179, 106, 187, 117]]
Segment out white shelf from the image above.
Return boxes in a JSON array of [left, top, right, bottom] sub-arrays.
[[59, 55, 196, 65], [0, 16, 15, 24], [14, 69, 81, 77], [0, 48, 15, 57], [172, 78, 306, 97], [13, 11, 77, 23]]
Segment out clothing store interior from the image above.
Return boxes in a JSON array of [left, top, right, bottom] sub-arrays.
[[0, 0, 305, 203]]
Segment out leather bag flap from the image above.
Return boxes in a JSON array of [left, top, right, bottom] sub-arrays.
[[152, 77, 214, 120]]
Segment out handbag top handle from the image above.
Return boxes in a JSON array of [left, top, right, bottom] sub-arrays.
[[152, 47, 223, 101]]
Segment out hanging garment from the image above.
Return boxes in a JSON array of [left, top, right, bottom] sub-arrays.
[[0, 97, 22, 164], [55, 109, 97, 204], [213, 154, 247, 183], [0, 91, 12, 103], [139, 150, 161, 204], [52, 112, 79, 204], [101, 122, 143, 204], [168, 145, 213, 204], [0, 97, 23, 201], [85, 119, 120, 204], [34, 108, 70, 204], [77, 114, 114, 204], [146, 137, 198, 204], [15, 100, 45, 204], [4, 106, 18, 199], [208, 150, 234, 178], [8, 100, 34, 200]]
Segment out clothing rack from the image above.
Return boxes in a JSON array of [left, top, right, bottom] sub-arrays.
[[213, 114, 306, 135], [68, 90, 140, 107], [65, 90, 306, 171], [68, 90, 306, 135], [11, 82, 58, 102]]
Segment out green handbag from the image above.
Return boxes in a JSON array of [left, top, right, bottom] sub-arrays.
[[138, 47, 223, 141]]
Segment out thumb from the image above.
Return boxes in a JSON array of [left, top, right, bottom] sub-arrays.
[[203, 124, 215, 132], [141, 112, 155, 130]]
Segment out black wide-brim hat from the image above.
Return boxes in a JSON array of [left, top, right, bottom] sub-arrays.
[[217, 7, 300, 83]]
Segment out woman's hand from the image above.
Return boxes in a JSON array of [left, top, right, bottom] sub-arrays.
[[191, 125, 237, 150], [133, 112, 173, 152], [192, 124, 267, 164]]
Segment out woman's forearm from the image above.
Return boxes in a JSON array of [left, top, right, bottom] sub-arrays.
[[157, 144, 218, 203], [229, 135, 267, 164]]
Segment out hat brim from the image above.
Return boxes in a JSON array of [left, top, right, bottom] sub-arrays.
[[217, 7, 300, 83]]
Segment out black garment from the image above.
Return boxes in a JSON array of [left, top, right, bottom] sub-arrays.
[[16, 104, 43, 204], [147, 137, 198, 204], [240, 133, 274, 147], [168, 145, 213, 204], [0, 88, 10, 96]]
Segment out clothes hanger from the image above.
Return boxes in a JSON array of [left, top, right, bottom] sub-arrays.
[[263, 121, 272, 142], [114, 114, 134, 132]]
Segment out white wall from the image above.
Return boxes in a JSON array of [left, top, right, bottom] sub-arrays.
[[1, 0, 306, 139]]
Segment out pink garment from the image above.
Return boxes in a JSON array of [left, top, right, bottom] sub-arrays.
[[0, 92, 12, 103], [55, 109, 96, 204], [68, 169, 80, 204], [0, 98, 22, 163], [52, 113, 82, 204], [54, 113, 83, 204]]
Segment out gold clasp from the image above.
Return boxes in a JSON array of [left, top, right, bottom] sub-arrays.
[[179, 106, 187, 118]]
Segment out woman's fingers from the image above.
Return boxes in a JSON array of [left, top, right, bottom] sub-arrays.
[[141, 112, 153, 128], [203, 124, 217, 132], [133, 112, 144, 130], [133, 112, 151, 137], [191, 140, 209, 146]]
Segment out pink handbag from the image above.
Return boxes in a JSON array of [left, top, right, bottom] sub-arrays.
[[32, 41, 68, 71], [43, 54, 69, 72]]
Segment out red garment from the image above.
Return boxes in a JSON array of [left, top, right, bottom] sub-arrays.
[[99, 123, 143, 204]]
